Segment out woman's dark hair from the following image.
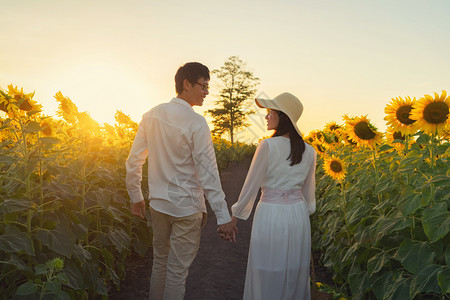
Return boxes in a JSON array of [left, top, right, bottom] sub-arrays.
[[272, 110, 305, 166], [175, 62, 210, 94]]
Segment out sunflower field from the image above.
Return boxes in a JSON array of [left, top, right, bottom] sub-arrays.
[[0, 85, 154, 299], [0, 85, 256, 299], [1, 84, 449, 299], [309, 91, 450, 299]]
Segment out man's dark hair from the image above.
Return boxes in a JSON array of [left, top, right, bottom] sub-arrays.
[[272, 110, 306, 166], [175, 62, 210, 94]]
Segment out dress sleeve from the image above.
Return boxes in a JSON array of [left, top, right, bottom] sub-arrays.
[[302, 148, 317, 215], [231, 139, 269, 220]]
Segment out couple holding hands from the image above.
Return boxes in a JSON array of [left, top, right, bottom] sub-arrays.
[[126, 62, 316, 300]]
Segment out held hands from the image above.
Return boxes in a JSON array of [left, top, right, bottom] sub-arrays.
[[217, 216, 239, 243], [131, 201, 146, 219]]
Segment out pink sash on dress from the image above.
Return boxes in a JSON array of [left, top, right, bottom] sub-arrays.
[[260, 188, 304, 205]]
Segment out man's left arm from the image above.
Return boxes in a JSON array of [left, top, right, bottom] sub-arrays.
[[191, 121, 232, 226]]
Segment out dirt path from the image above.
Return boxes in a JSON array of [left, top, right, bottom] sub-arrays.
[[109, 157, 332, 299], [184, 158, 255, 300], [109, 158, 254, 300]]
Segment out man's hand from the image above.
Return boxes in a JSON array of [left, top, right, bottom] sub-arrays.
[[131, 201, 146, 219], [217, 219, 238, 243]]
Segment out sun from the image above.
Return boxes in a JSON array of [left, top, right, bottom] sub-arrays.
[[384, 96, 417, 135], [410, 90, 450, 136], [343, 115, 383, 147], [323, 155, 346, 181]]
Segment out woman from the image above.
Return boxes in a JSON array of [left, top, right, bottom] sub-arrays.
[[231, 92, 316, 300]]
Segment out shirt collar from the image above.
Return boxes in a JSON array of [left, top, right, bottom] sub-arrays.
[[171, 97, 194, 111]]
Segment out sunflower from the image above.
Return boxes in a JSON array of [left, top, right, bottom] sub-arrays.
[[311, 141, 327, 155], [336, 126, 357, 146], [323, 122, 343, 145], [77, 111, 100, 131], [385, 129, 405, 143], [8, 85, 41, 113], [54, 91, 79, 124], [324, 121, 342, 132], [344, 115, 383, 147], [115, 110, 133, 126], [442, 125, 450, 141], [40, 117, 55, 137], [305, 130, 325, 144], [385, 128, 409, 151], [410, 91, 450, 136], [0, 90, 19, 116], [323, 155, 346, 181], [384, 96, 417, 135]]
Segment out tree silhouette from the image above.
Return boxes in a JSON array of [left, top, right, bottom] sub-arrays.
[[207, 56, 259, 144]]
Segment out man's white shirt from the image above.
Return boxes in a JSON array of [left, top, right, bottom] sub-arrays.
[[126, 97, 231, 225]]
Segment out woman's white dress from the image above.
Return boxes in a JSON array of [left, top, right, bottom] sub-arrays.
[[231, 136, 317, 300]]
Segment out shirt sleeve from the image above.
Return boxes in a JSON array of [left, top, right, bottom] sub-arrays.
[[192, 120, 231, 225], [231, 139, 269, 220], [302, 148, 317, 215], [126, 118, 149, 204]]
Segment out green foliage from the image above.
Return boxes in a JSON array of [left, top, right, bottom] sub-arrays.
[[0, 87, 151, 299], [212, 137, 256, 171], [206, 56, 260, 144], [312, 132, 450, 299]]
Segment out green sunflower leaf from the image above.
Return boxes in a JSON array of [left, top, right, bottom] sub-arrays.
[[422, 202, 450, 242], [383, 274, 411, 300], [367, 251, 391, 275], [437, 268, 450, 294], [410, 264, 442, 297], [15, 281, 37, 296], [396, 239, 435, 275], [397, 188, 421, 216]]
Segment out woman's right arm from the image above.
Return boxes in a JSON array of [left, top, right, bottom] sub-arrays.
[[302, 147, 317, 215], [231, 139, 269, 220]]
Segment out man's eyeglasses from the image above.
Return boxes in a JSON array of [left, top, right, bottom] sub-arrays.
[[196, 82, 209, 91]]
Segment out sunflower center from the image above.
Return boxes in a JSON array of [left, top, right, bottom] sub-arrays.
[[396, 105, 415, 125], [316, 144, 325, 153], [19, 99, 33, 111], [423, 102, 449, 124], [354, 121, 376, 140], [393, 131, 405, 140], [330, 125, 340, 131], [330, 160, 342, 173]]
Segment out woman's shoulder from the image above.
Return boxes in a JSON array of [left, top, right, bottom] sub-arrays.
[[304, 142, 315, 151], [259, 136, 287, 147], [303, 142, 317, 158]]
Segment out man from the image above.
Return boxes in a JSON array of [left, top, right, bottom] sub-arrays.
[[126, 62, 236, 300]]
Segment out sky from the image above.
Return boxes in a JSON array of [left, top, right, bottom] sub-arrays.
[[1, 0, 449, 143]]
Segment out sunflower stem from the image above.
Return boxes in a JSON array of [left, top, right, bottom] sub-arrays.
[[404, 135, 411, 185], [16, 116, 36, 255], [371, 147, 382, 205], [339, 181, 352, 239], [429, 133, 436, 204]]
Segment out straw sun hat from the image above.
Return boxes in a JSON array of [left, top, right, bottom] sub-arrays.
[[255, 92, 304, 137]]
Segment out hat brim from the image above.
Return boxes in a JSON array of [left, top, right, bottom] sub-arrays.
[[255, 98, 281, 110], [255, 98, 303, 137]]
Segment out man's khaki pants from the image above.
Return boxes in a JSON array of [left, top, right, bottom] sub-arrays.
[[149, 207, 206, 300]]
